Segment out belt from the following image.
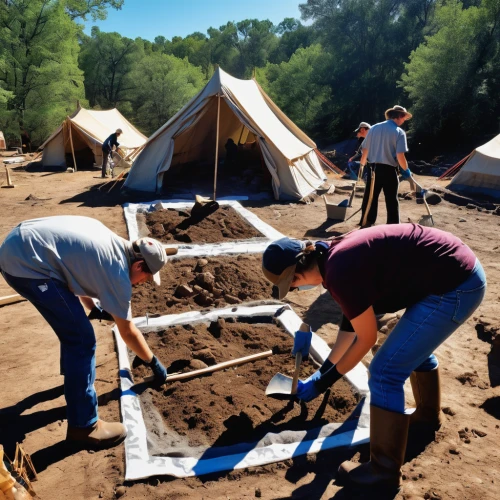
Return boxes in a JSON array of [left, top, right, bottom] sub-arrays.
[[372, 163, 397, 168]]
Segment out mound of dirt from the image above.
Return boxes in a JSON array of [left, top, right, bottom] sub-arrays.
[[132, 254, 273, 317], [131, 319, 359, 451], [145, 205, 263, 244]]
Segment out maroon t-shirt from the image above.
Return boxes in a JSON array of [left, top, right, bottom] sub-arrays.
[[323, 224, 476, 320]]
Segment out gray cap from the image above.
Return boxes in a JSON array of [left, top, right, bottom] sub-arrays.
[[116, 128, 123, 134], [354, 122, 371, 132], [134, 238, 178, 285]]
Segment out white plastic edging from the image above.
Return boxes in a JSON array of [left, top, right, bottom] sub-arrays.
[[114, 303, 370, 481], [122, 200, 284, 258]]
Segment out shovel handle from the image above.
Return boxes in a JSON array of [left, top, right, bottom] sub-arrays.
[[291, 352, 302, 394]]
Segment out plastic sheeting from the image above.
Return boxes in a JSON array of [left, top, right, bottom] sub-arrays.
[[115, 303, 370, 480]]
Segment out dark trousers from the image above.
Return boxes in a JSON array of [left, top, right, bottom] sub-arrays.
[[101, 149, 110, 177], [359, 163, 400, 225]]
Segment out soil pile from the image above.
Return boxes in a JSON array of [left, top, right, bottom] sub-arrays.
[[132, 254, 273, 316], [145, 205, 263, 244], [131, 319, 359, 450]]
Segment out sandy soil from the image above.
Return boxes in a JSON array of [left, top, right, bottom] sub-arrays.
[[145, 205, 263, 244], [0, 161, 499, 499], [130, 321, 358, 452]]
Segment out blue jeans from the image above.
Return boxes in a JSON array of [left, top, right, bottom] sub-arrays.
[[1, 271, 98, 428], [368, 259, 486, 413], [346, 161, 360, 180]]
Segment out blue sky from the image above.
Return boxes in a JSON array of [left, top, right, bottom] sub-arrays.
[[83, 0, 303, 40]]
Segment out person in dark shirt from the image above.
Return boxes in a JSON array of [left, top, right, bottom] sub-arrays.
[[101, 128, 122, 178], [346, 121, 371, 180], [224, 138, 238, 170], [262, 224, 486, 494]]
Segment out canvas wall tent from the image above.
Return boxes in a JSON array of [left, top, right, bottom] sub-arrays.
[[0, 131, 6, 150], [124, 68, 327, 200], [39, 106, 147, 170], [448, 134, 500, 198]]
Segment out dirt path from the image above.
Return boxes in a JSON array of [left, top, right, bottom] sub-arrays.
[[0, 164, 499, 499]]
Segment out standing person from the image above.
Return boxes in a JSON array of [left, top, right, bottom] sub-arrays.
[[101, 128, 122, 178], [346, 122, 371, 181], [224, 138, 238, 170], [0, 216, 176, 449], [358, 105, 413, 226], [262, 225, 486, 494]]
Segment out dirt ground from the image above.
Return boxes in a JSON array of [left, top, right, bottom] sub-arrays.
[[145, 205, 263, 244], [0, 161, 499, 499], [131, 321, 358, 452]]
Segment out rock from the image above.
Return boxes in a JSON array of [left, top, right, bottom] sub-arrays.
[[194, 348, 217, 366], [466, 203, 476, 209], [175, 284, 193, 298], [151, 222, 165, 236], [225, 294, 241, 304], [175, 232, 192, 243], [459, 218, 467, 222], [449, 447, 460, 455], [194, 293, 213, 307], [208, 318, 225, 338], [195, 258, 209, 271], [472, 428, 487, 437], [442, 406, 456, 416], [115, 486, 126, 498], [195, 272, 215, 291], [255, 487, 262, 498], [189, 359, 208, 370], [212, 287, 223, 298]]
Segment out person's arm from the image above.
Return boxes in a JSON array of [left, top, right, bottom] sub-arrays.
[[114, 316, 154, 362], [327, 330, 357, 364], [397, 152, 408, 171], [335, 306, 378, 375], [360, 148, 369, 167], [79, 296, 95, 310]]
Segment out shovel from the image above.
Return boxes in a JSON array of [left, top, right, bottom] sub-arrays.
[[410, 176, 434, 226], [265, 352, 302, 396]]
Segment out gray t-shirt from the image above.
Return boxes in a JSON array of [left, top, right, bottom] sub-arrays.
[[0, 216, 132, 319], [362, 120, 408, 167]]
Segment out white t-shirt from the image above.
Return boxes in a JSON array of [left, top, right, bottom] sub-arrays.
[[0, 216, 132, 319]]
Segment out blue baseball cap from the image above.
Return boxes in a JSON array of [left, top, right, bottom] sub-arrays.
[[262, 238, 305, 299]]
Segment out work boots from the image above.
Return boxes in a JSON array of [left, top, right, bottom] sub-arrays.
[[337, 406, 410, 494], [409, 367, 442, 431], [66, 419, 127, 449]]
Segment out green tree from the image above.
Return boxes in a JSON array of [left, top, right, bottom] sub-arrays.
[[270, 18, 317, 63], [261, 44, 330, 134], [65, 0, 124, 21], [129, 53, 206, 135], [0, 0, 85, 146]]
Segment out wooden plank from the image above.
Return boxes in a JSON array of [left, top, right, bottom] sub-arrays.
[[0, 294, 26, 306]]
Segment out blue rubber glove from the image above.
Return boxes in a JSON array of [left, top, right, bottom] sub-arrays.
[[297, 359, 342, 402], [292, 328, 312, 358], [296, 378, 321, 402], [400, 167, 412, 179], [132, 355, 168, 385]]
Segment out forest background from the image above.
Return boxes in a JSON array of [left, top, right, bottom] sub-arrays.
[[1, 0, 499, 155]]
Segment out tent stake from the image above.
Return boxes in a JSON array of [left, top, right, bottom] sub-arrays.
[[213, 93, 221, 201], [68, 121, 78, 172]]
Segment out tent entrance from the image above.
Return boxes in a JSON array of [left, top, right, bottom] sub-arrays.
[[63, 124, 98, 170], [161, 96, 272, 198]]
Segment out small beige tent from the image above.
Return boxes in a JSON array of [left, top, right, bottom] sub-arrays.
[[124, 68, 327, 200], [0, 131, 6, 150], [40, 106, 147, 169], [448, 134, 500, 198]]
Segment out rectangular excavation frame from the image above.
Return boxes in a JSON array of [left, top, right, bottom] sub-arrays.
[[115, 303, 370, 481], [123, 199, 284, 257]]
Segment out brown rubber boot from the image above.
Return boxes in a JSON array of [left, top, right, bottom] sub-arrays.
[[410, 368, 442, 431], [337, 406, 410, 493], [66, 419, 127, 449]]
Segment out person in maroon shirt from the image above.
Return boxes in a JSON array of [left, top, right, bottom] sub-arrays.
[[262, 224, 486, 495]]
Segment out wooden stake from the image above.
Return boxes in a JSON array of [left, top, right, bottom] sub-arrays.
[[213, 93, 221, 201], [1, 165, 15, 188], [68, 121, 77, 172], [0, 294, 26, 306], [140, 349, 273, 385]]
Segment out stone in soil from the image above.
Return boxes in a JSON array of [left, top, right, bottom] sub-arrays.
[[132, 254, 273, 317], [145, 205, 263, 244], [131, 321, 359, 450]]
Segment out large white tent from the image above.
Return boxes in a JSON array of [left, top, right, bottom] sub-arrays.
[[124, 68, 327, 200], [40, 105, 147, 169], [448, 134, 500, 198]]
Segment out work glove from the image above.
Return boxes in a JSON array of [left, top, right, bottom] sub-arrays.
[[88, 305, 114, 321], [296, 359, 342, 402], [132, 355, 168, 385], [400, 167, 412, 180], [292, 327, 312, 359]]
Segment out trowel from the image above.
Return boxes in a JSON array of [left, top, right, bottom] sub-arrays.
[[265, 352, 302, 396]]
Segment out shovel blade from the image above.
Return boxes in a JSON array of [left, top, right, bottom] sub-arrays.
[[265, 372, 294, 395]]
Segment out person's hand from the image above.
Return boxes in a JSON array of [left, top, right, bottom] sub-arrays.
[[348, 156, 354, 162], [88, 305, 113, 321], [132, 355, 167, 385], [296, 378, 321, 402], [292, 328, 312, 358], [400, 167, 412, 179]]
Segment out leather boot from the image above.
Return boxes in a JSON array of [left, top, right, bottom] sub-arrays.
[[410, 368, 442, 431], [338, 406, 410, 492], [66, 419, 127, 449]]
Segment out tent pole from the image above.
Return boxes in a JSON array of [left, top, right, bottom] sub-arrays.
[[213, 93, 221, 201], [68, 121, 77, 172]]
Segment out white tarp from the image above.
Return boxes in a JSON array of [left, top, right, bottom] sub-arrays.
[[115, 304, 370, 480], [448, 134, 500, 198], [124, 68, 326, 200]]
